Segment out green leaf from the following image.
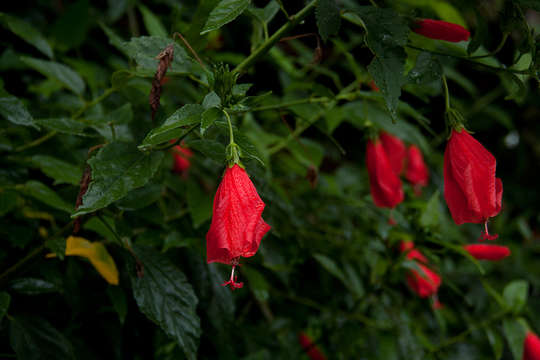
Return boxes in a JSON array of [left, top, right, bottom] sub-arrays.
[[140, 104, 204, 148], [202, 91, 222, 109], [186, 139, 226, 163], [139, 5, 168, 37], [486, 328, 504, 360], [407, 52, 442, 85], [115, 183, 162, 211], [0, 92, 39, 129], [9, 316, 76, 360], [186, 180, 213, 228], [0, 190, 18, 216], [35, 118, 88, 135], [247, 1, 280, 24], [201, 107, 223, 135], [503, 280, 529, 313], [10, 278, 59, 295], [20, 56, 85, 95], [45, 237, 66, 260], [31, 155, 82, 185], [107, 286, 128, 324], [420, 191, 440, 228], [22, 180, 73, 213], [316, 0, 341, 41], [0, 292, 10, 322], [367, 54, 406, 120], [0, 13, 53, 58], [73, 142, 164, 216], [242, 267, 270, 301], [313, 253, 346, 284], [201, 0, 251, 35], [131, 246, 200, 360], [503, 318, 528, 360]]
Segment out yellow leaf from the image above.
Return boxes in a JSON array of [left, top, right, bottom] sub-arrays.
[[65, 236, 119, 285]]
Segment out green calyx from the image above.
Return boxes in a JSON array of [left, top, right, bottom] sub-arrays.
[[226, 142, 242, 167]]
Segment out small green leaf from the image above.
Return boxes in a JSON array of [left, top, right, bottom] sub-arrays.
[[0, 92, 39, 129], [73, 142, 164, 216], [186, 180, 213, 228], [407, 52, 442, 85], [316, 0, 341, 41], [247, 1, 280, 24], [0, 13, 53, 58], [420, 191, 440, 228], [131, 246, 200, 360], [9, 316, 76, 360], [10, 278, 59, 295], [140, 104, 204, 148], [20, 56, 85, 95], [31, 155, 82, 185], [139, 5, 168, 37], [503, 318, 528, 360], [0, 292, 10, 322], [503, 280, 529, 313], [313, 253, 346, 284], [22, 180, 73, 213], [201, 107, 222, 135], [202, 91, 221, 109], [201, 0, 251, 35], [486, 328, 504, 360]]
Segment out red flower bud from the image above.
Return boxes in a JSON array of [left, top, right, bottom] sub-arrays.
[[400, 241, 441, 298], [366, 139, 404, 208], [405, 145, 429, 194], [524, 332, 540, 360], [298, 332, 327, 360], [444, 129, 503, 240], [463, 244, 510, 261], [206, 165, 271, 289], [172, 144, 193, 174], [412, 19, 470, 42], [380, 132, 406, 175]]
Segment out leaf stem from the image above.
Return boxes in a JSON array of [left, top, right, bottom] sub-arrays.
[[14, 130, 58, 152], [442, 75, 451, 112], [232, 0, 317, 74], [469, 32, 509, 59], [223, 109, 234, 145]]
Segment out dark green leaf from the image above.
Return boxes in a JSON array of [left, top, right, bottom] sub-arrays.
[[50, 0, 90, 50], [186, 139, 226, 163], [0, 92, 39, 129], [242, 267, 270, 301], [420, 191, 440, 228], [115, 183, 162, 211], [467, 11, 488, 55], [186, 180, 213, 228], [9, 316, 76, 360], [202, 91, 222, 109], [73, 142, 164, 216], [201, 0, 251, 35], [107, 286, 128, 324], [0, 190, 18, 216], [45, 237, 66, 260], [140, 104, 204, 148], [247, 1, 280, 24], [0, 292, 10, 322], [131, 246, 200, 360], [367, 54, 406, 120], [313, 253, 346, 283], [31, 155, 82, 185], [503, 318, 528, 360], [486, 328, 504, 360], [10, 278, 59, 295], [503, 280, 529, 313], [22, 180, 73, 213], [407, 52, 442, 85], [139, 5, 168, 37], [316, 0, 341, 41], [201, 107, 223, 135], [35, 118, 88, 135], [20, 56, 85, 95], [0, 13, 53, 58]]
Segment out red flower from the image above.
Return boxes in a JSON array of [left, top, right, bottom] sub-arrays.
[[400, 241, 441, 298], [298, 332, 327, 360], [380, 132, 406, 175], [172, 144, 193, 175], [206, 165, 271, 289], [366, 138, 404, 208], [444, 129, 503, 240], [413, 19, 470, 42], [405, 145, 429, 194], [524, 332, 540, 360], [463, 244, 510, 261]]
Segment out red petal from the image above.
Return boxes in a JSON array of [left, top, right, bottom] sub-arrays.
[[366, 139, 404, 208], [524, 332, 540, 360], [407, 263, 441, 298], [405, 145, 429, 187], [463, 244, 510, 261], [380, 132, 406, 175], [206, 165, 271, 264], [413, 19, 470, 42]]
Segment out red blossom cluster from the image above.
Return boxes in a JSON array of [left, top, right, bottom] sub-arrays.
[[400, 241, 441, 299]]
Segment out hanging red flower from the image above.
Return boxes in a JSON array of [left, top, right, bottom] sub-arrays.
[[444, 129, 503, 240], [172, 144, 193, 175], [524, 332, 540, 360], [412, 19, 470, 42], [400, 241, 441, 298], [366, 138, 404, 208], [463, 244, 510, 261], [405, 145, 429, 194], [380, 132, 406, 175], [206, 164, 271, 289], [298, 332, 327, 360]]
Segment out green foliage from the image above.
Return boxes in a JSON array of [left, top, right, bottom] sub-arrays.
[[200, 0, 251, 35], [316, 0, 341, 41]]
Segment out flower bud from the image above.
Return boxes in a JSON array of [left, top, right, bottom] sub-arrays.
[[412, 19, 470, 42]]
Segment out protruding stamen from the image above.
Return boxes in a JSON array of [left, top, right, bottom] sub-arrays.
[[479, 219, 499, 241], [222, 264, 244, 290]]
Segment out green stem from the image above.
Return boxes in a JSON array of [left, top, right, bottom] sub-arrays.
[[442, 75, 451, 112], [14, 130, 58, 152], [154, 124, 199, 151], [469, 32, 509, 59], [72, 87, 116, 119], [233, 0, 317, 74], [223, 109, 235, 145]]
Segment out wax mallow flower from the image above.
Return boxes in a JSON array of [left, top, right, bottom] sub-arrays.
[[444, 128, 503, 240], [366, 138, 404, 208], [172, 144, 193, 175], [400, 241, 441, 298], [412, 19, 470, 42], [206, 164, 271, 289], [380, 132, 407, 175], [524, 332, 540, 360], [298, 332, 327, 360], [463, 244, 510, 261], [405, 145, 429, 194]]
